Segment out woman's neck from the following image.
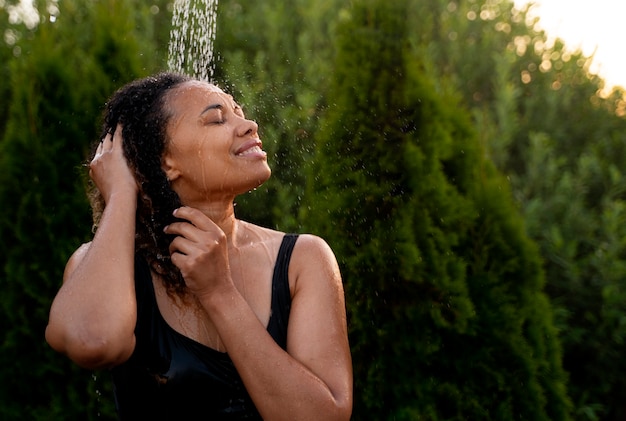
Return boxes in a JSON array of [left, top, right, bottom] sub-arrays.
[[186, 200, 240, 245]]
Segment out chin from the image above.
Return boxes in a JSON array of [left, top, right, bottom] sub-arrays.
[[243, 168, 271, 192], [255, 171, 272, 188], [258, 166, 272, 183]]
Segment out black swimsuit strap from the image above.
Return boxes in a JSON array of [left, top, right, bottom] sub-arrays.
[[267, 233, 299, 350]]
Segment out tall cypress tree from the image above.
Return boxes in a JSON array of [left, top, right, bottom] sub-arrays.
[[302, 0, 571, 419]]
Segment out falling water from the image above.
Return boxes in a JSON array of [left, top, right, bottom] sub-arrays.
[[167, 0, 219, 82]]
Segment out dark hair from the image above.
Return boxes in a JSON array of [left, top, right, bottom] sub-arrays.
[[88, 72, 191, 295]]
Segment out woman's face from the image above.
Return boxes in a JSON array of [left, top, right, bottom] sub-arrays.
[[161, 81, 271, 205]]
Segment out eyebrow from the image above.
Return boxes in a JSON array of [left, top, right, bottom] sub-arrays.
[[200, 103, 223, 115]]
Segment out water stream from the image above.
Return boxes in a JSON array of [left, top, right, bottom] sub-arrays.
[[167, 0, 219, 82]]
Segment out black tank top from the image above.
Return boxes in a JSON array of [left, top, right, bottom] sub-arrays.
[[110, 234, 299, 420]]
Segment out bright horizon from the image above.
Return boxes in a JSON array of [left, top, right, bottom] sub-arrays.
[[514, 0, 626, 92], [6, 0, 626, 93]]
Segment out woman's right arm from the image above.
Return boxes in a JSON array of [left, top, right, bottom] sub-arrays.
[[45, 128, 138, 370]]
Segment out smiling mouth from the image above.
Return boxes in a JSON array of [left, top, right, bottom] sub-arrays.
[[236, 145, 265, 157]]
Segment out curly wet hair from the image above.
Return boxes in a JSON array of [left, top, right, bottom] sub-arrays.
[[88, 72, 191, 296]]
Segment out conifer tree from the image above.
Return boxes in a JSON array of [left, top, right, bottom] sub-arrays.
[[0, 1, 163, 418], [413, 1, 626, 417], [0, 5, 12, 136], [302, 0, 571, 419]]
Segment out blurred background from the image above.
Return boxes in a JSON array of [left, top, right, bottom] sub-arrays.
[[1, 0, 626, 420]]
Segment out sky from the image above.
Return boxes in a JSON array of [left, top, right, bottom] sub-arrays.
[[513, 0, 626, 92]]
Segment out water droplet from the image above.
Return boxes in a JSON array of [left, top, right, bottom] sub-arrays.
[[168, 0, 219, 82]]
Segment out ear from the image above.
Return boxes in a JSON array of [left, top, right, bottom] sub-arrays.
[[161, 153, 181, 182]]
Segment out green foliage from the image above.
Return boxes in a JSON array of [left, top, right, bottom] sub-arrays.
[[302, 0, 570, 419], [213, 0, 341, 231], [519, 132, 626, 420], [413, 1, 626, 418], [0, 3, 20, 138], [0, 0, 167, 418]]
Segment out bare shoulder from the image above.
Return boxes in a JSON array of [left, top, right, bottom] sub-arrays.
[[292, 234, 336, 261], [241, 223, 341, 285], [293, 233, 338, 261], [290, 234, 342, 292]]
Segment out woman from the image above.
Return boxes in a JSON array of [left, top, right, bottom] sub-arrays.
[[45, 72, 353, 420]]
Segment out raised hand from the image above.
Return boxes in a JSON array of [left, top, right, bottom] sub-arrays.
[[89, 125, 138, 204], [164, 206, 233, 298]]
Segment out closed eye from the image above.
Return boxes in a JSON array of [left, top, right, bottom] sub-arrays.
[[202, 115, 224, 125], [200, 106, 225, 125]]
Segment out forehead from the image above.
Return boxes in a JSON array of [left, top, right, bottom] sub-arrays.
[[167, 80, 235, 111]]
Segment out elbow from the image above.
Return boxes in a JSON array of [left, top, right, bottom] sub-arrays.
[[311, 393, 351, 421], [69, 339, 134, 370], [45, 323, 134, 370], [332, 395, 353, 421], [325, 383, 353, 421]]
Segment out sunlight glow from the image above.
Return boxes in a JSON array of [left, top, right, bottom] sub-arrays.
[[514, 0, 626, 92], [6, 0, 39, 29]]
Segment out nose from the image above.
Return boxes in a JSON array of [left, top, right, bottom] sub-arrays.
[[238, 118, 258, 137]]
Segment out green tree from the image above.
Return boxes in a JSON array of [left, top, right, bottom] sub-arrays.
[[0, 0, 166, 418], [519, 130, 626, 420], [302, 0, 571, 419], [0, 0, 31, 139], [402, 1, 626, 418]]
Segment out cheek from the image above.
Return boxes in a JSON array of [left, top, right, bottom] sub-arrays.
[[169, 136, 208, 167], [168, 131, 232, 179]]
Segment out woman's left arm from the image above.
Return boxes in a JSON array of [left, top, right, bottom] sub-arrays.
[[227, 233, 353, 420]]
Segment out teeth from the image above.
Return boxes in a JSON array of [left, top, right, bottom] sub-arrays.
[[237, 145, 262, 156]]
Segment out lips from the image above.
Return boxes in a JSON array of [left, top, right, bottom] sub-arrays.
[[235, 140, 266, 157], [237, 145, 264, 156]]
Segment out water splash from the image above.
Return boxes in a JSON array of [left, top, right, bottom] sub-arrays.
[[91, 373, 102, 417], [167, 0, 219, 82]]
